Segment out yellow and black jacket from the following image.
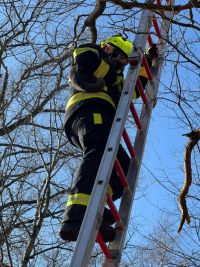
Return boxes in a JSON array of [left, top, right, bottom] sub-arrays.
[[65, 43, 155, 125], [65, 43, 124, 125]]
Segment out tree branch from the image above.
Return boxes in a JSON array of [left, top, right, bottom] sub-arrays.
[[84, 0, 107, 42], [178, 128, 200, 233], [106, 0, 200, 12]]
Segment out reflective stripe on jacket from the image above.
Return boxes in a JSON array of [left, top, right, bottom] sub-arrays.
[[66, 91, 116, 110]]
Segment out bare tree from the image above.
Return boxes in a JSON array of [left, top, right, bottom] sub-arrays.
[[0, 0, 199, 266], [0, 1, 83, 266]]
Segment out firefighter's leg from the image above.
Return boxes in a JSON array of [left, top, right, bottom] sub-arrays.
[[60, 104, 116, 242]]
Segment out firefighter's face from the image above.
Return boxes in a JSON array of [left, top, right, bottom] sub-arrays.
[[104, 44, 115, 54], [104, 44, 128, 66]]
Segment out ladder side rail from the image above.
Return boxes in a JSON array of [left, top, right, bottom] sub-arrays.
[[106, 95, 156, 267], [69, 8, 153, 267], [106, 2, 175, 265], [147, 0, 175, 101]]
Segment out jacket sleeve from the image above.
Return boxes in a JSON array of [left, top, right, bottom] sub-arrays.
[[73, 43, 117, 85]]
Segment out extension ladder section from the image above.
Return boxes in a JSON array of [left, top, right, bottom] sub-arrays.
[[69, 1, 174, 266]]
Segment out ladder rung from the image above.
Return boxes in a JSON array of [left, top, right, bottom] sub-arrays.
[[148, 34, 153, 46], [152, 15, 162, 39], [142, 56, 153, 80], [136, 78, 148, 105], [114, 158, 129, 188], [97, 232, 113, 259], [107, 195, 123, 230], [129, 102, 142, 131], [122, 128, 135, 158]]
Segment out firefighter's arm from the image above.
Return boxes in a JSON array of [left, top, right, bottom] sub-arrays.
[[73, 44, 102, 74], [70, 44, 117, 92], [73, 44, 116, 82]]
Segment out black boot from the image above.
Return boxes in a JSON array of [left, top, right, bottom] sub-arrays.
[[60, 221, 116, 242]]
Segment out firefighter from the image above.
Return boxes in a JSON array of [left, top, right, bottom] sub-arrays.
[[60, 35, 158, 243]]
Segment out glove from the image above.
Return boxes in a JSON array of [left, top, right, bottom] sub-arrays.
[[146, 44, 159, 58], [106, 57, 124, 70], [69, 65, 105, 92]]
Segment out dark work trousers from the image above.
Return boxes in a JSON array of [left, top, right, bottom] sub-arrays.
[[62, 102, 130, 223]]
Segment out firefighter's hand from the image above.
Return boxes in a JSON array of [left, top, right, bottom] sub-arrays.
[[109, 58, 125, 70], [146, 44, 159, 58]]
